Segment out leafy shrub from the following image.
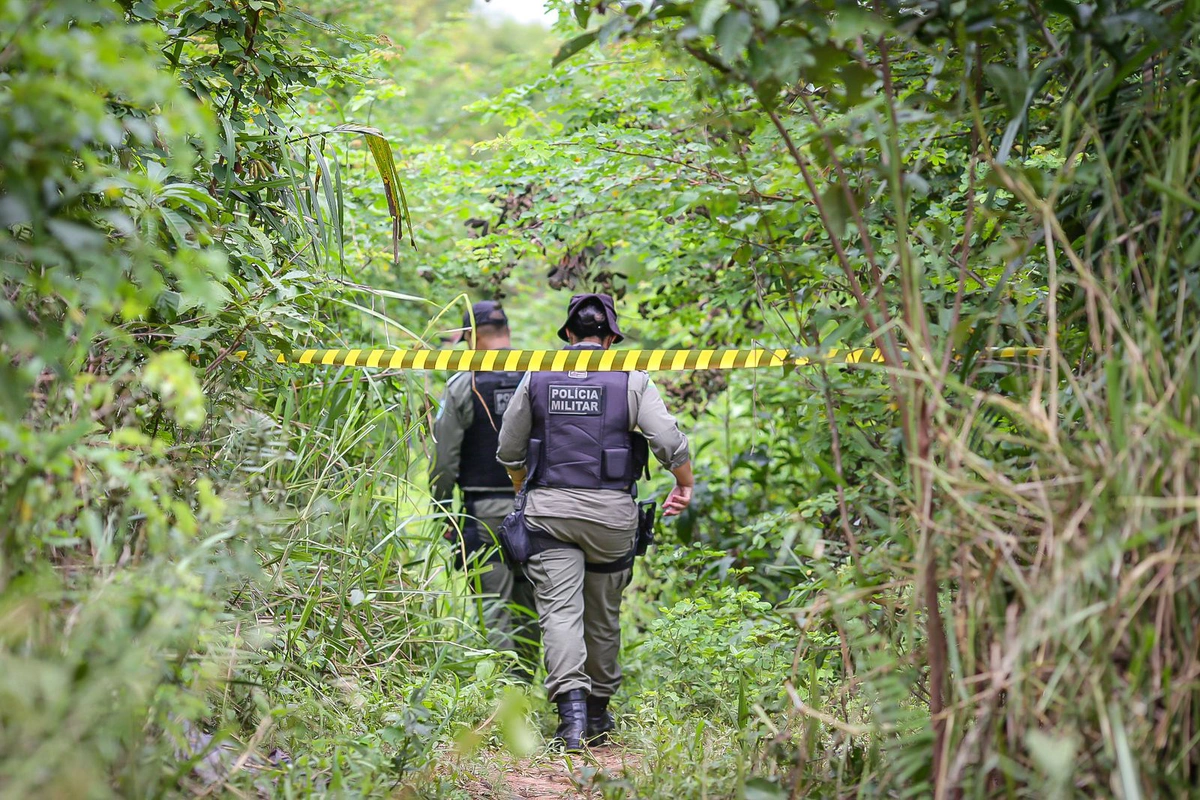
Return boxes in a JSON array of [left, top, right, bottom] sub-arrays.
[[629, 564, 792, 724]]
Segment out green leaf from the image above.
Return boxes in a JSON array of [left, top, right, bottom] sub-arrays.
[[838, 62, 878, 107], [1025, 728, 1078, 789], [809, 453, 847, 487], [46, 219, 103, 251], [829, 6, 888, 42], [130, 1, 157, 21], [716, 11, 753, 62], [697, 0, 730, 34], [753, 0, 780, 30], [984, 64, 1028, 117], [1146, 174, 1200, 212], [743, 777, 786, 800], [573, 1, 590, 26], [819, 182, 851, 237], [322, 124, 414, 260], [171, 325, 218, 349], [750, 35, 810, 86], [553, 29, 599, 67], [496, 688, 537, 757]]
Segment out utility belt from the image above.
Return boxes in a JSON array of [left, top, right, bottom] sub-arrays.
[[499, 493, 656, 573]]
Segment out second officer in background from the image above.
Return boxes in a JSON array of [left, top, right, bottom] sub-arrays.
[[430, 300, 540, 678]]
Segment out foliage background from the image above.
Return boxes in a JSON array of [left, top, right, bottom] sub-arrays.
[[1, 0, 1197, 797]]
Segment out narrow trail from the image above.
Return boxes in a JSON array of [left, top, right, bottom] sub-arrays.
[[461, 747, 640, 799]]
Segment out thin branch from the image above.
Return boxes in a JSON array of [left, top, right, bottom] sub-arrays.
[[760, 104, 903, 375], [796, 92, 894, 341], [584, 143, 737, 184]]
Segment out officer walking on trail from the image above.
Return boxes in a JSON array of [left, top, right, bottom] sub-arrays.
[[496, 293, 693, 751], [430, 300, 540, 677]]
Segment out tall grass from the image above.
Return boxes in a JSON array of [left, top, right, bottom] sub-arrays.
[[0, 3, 495, 793], [552, 1, 1200, 795], [926, 39, 1200, 794], [774, 9, 1200, 797]]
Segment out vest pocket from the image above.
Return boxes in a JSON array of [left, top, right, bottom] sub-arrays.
[[602, 448, 629, 481]]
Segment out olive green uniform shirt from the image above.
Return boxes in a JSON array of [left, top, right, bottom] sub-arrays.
[[430, 372, 514, 523], [495, 364, 690, 529]]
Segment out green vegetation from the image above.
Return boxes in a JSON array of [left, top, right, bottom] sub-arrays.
[[1, 0, 1197, 797]]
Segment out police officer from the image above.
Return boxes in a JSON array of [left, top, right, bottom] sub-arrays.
[[430, 300, 540, 676], [496, 293, 693, 751]]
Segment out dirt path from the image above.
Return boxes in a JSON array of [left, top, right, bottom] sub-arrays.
[[466, 747, 639, 799]]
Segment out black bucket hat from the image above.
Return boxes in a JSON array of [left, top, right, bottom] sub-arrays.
[[452, 300, 508, 342], [556, 292, 624, 344]]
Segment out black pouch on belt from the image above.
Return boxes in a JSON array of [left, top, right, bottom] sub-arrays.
[[498, 492, 534, 565], [498, 441, 542, 565], [635, 500, 657, 556]]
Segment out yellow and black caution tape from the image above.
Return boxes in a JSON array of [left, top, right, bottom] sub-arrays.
[[243, 346, 1043, 372]]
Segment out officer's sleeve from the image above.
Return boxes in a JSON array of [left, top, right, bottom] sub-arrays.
[[632, 373, 690, 470], [430, 373, 474, 508], [495, 375, 533, 470]]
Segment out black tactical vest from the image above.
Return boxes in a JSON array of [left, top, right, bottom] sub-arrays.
[[527, 345, 640, 492], [458, 370, 522, 493]]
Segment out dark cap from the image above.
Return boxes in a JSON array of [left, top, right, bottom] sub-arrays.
[[453, 300, 508, 342], [556, 292, 624, 344]]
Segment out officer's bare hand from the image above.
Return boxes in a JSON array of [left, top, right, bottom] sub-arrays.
[[506, 466, 527, 493], [662, 484, 692, 517], [663, 463, 694, 517]]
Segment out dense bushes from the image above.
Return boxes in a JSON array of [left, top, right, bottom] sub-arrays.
[[543, 1, 1200, 795], [3, 0, 1198, 797], [0, 1, 445, 793]]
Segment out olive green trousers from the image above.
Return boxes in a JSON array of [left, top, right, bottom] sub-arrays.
[[524, 515, 635, 700]]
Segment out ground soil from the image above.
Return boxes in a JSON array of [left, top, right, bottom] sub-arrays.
[[467, 746, 638, 799]]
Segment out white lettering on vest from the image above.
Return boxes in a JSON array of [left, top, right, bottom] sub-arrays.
[[493, 388, 515, 416], [548, 384, 604, 416]]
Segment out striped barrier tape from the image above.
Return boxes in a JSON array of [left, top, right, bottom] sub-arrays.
[[239, 346, 1044, 371]]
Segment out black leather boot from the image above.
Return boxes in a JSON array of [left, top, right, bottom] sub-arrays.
[[586, 695, 616, 745], [552, 689, 588, 753]]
